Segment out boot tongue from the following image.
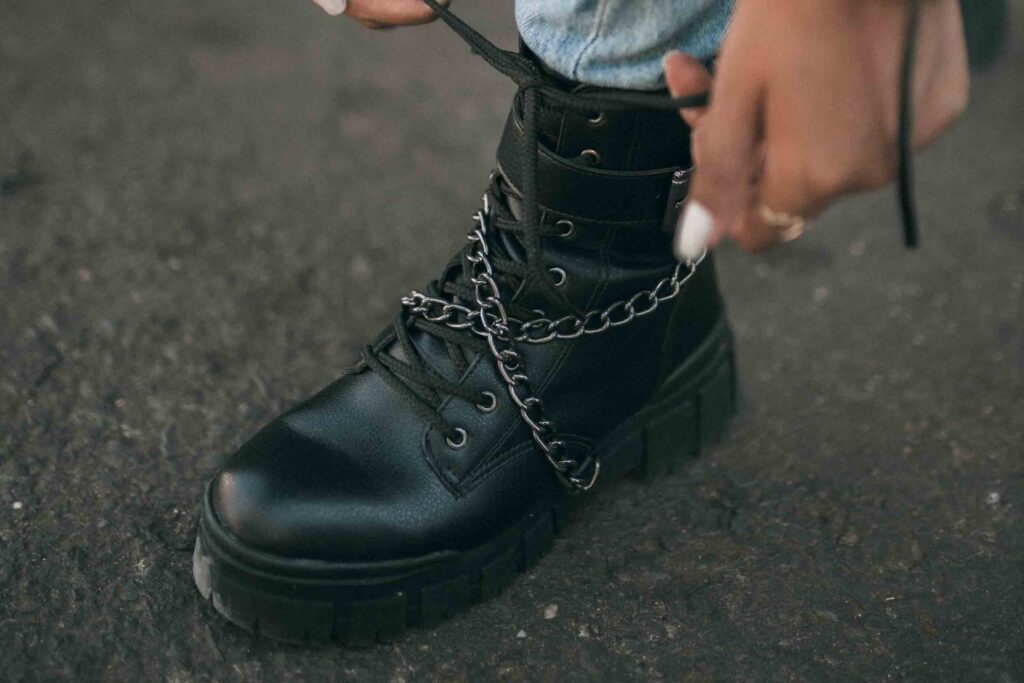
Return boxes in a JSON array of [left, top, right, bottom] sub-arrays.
[[492, 169, 583, 318], [495, 180, 529, 264]]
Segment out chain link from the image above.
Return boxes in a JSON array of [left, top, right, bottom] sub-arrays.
[[400, 197, 703, 492]]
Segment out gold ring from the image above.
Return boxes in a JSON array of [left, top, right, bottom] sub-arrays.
[[758, 203, 807, 243]]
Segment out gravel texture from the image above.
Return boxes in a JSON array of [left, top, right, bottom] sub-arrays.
[[1, 1, 1022, 680]]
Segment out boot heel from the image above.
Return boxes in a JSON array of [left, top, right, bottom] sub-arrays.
[[637, 325, 737, 480]]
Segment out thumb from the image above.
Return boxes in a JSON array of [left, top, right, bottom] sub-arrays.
[[663, 51, 712, 130], [671, 57, 764, 262]]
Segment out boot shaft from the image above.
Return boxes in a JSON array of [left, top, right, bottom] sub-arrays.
[[493, 73, 724, 364]]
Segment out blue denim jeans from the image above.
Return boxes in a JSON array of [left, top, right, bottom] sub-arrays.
[[515, 0, 734, 90]]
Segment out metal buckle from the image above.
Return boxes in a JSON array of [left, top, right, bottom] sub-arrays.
[[661, 168, 692, 234], [565, 453, 600, 492]]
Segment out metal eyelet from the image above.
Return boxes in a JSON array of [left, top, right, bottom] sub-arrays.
[[587, 112, 605, 125], [548, 267, 567, 287], [555, 219, 575, 239], [580, 149, 601, 166], [475, 391, 498, 413], [445, 427, 468, 449]]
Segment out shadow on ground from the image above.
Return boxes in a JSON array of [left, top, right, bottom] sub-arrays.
[[1, 1, 1022, 680]]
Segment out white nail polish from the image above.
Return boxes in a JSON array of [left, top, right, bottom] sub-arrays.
[[314, 0, 347, 16], [674, 201, 714, 262]]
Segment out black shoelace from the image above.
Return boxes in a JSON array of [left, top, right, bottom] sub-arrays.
[[364, 0, 922, 444], [363, 173, 564, 440]]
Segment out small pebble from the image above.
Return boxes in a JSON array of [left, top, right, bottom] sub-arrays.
[[12, 501, 24, 510], [350, 254, 374, 280], [909, 540, 924, 563], [543, 604, 558, 620], [839, 529, 859, 547]]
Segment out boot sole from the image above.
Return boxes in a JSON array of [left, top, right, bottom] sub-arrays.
[[193, 317, 737, 644]]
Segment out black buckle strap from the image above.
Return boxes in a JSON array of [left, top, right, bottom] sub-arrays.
[[496, 108, 685, 228]]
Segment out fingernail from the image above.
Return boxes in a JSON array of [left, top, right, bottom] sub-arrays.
[[314, 0, 347, 16], [674, 201, 714, 262]]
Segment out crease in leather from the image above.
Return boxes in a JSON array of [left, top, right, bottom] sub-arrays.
[[540, 207, 661, 230], [462, 433, 596, 493]]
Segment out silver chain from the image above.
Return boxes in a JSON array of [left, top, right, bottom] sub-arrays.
[[401, 195, 703, 492]]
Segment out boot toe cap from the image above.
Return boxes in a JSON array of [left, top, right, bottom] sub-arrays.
[[208, 420, 429, 562]]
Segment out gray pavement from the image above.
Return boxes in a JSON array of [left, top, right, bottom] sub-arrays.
[[1, 1, 1022, 680]]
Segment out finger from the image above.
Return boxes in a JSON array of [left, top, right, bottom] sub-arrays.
[[733, 145, 834, 253], [342, 0, 450, 26], [911, 0, 969, 149], [673, 51, 764, 261], [663, 51, 713, 129]]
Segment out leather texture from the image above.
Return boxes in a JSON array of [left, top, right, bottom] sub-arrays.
[[209, 84, 725, 563]]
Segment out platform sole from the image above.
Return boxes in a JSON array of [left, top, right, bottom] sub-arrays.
[[193, 318, 737, 644]]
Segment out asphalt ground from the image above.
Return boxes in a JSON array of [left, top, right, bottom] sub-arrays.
[[1, 1, 1022, 680]]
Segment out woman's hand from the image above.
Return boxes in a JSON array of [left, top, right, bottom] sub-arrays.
[[664, 0, 969, 259], [312, 0, 449, 29]]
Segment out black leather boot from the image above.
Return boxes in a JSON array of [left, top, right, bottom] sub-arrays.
[[193, 27, 737, 644]]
